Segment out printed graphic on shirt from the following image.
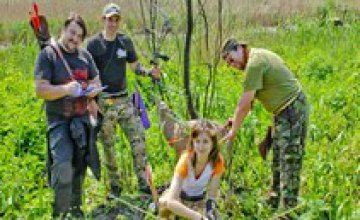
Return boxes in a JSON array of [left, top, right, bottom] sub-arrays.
[[116, 48, 127, 59], [72, 68, 89, 115]]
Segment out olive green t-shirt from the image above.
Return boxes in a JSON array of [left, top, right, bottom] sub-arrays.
[[243, 48, 300, 113]]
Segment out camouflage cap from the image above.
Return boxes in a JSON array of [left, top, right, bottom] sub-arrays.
[[221, 38, 247, 56], [103, 3, 121, 18]]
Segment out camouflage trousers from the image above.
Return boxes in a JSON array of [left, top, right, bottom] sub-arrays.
[[271, 91, 309, 209], [98, 96, 148, 194]]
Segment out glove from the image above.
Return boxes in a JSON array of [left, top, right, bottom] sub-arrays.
[[205, 199, 218, 220], [68, 82, 83, 97]]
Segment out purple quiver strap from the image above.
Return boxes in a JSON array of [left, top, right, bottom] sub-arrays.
[[132, 89, 151, 129]]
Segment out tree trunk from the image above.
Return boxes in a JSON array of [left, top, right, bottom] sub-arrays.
[[139, 0, 151, 52], [197, 0, 212, 117], [209, 0, 223, 114], [184, 0, 198, 119], [150, 0, 157, 53]]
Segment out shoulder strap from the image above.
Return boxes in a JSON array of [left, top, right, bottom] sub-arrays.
[[116, 33, 126, 48], [98, 33, 117, 75], [49, 40, 74, 80]]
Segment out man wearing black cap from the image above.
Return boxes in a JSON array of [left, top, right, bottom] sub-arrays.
[[222, 38, 310, 210], [87, 3, 160, 198]]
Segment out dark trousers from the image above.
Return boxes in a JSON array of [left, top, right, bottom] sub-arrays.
[[48, 123, 86, 216]]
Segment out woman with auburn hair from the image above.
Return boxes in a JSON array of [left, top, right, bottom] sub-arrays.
[[159, 120, 225, 220]]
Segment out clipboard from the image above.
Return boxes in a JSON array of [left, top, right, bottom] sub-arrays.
[[80, 85, 108, 97]]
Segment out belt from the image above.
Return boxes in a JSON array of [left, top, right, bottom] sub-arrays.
[[104, 94, 128, 99], [101, 91, 128, 99], [274, 89, 301, 116], [101, 92, 128, 105], [180, 191, 205, 202]]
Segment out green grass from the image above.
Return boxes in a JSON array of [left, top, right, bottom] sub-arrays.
[[0, 15, 359, 219]]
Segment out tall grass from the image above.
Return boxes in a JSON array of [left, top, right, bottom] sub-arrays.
[[1, 0, 359, 53], [0, 0, 358, 24]]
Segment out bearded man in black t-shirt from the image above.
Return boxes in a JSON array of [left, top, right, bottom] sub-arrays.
[[34, 14, 101, 217], [87, 3, 160, 197]]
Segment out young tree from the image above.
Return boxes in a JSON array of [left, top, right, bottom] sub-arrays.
[[184, 0, 198, 119]]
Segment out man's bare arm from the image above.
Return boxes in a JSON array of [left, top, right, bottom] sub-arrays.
[[230, 90, 256, 137], [35, 79, 77, 100]]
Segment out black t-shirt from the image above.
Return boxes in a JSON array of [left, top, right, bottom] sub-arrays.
[[34, 45, 99, 124], [86, 33, 138, 93]]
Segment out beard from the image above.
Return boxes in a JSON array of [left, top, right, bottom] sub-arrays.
[[239, 61, 246, 70], [63, 39, 78, 52]]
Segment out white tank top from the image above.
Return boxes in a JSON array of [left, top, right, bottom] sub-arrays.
[[181, 160, 213, 197]]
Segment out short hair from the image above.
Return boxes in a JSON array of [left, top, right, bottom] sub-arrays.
[[64, 13, 87, 40], [221, 38, 247, 57]]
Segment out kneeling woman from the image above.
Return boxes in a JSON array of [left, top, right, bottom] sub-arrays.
[[159, 120, 225, 220]]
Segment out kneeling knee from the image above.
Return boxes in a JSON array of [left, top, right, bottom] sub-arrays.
[[159, 196, 168, 208], [159, 197, 173, 218]]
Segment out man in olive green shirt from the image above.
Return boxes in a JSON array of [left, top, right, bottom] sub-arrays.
[[222, 39, 309, 210]]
